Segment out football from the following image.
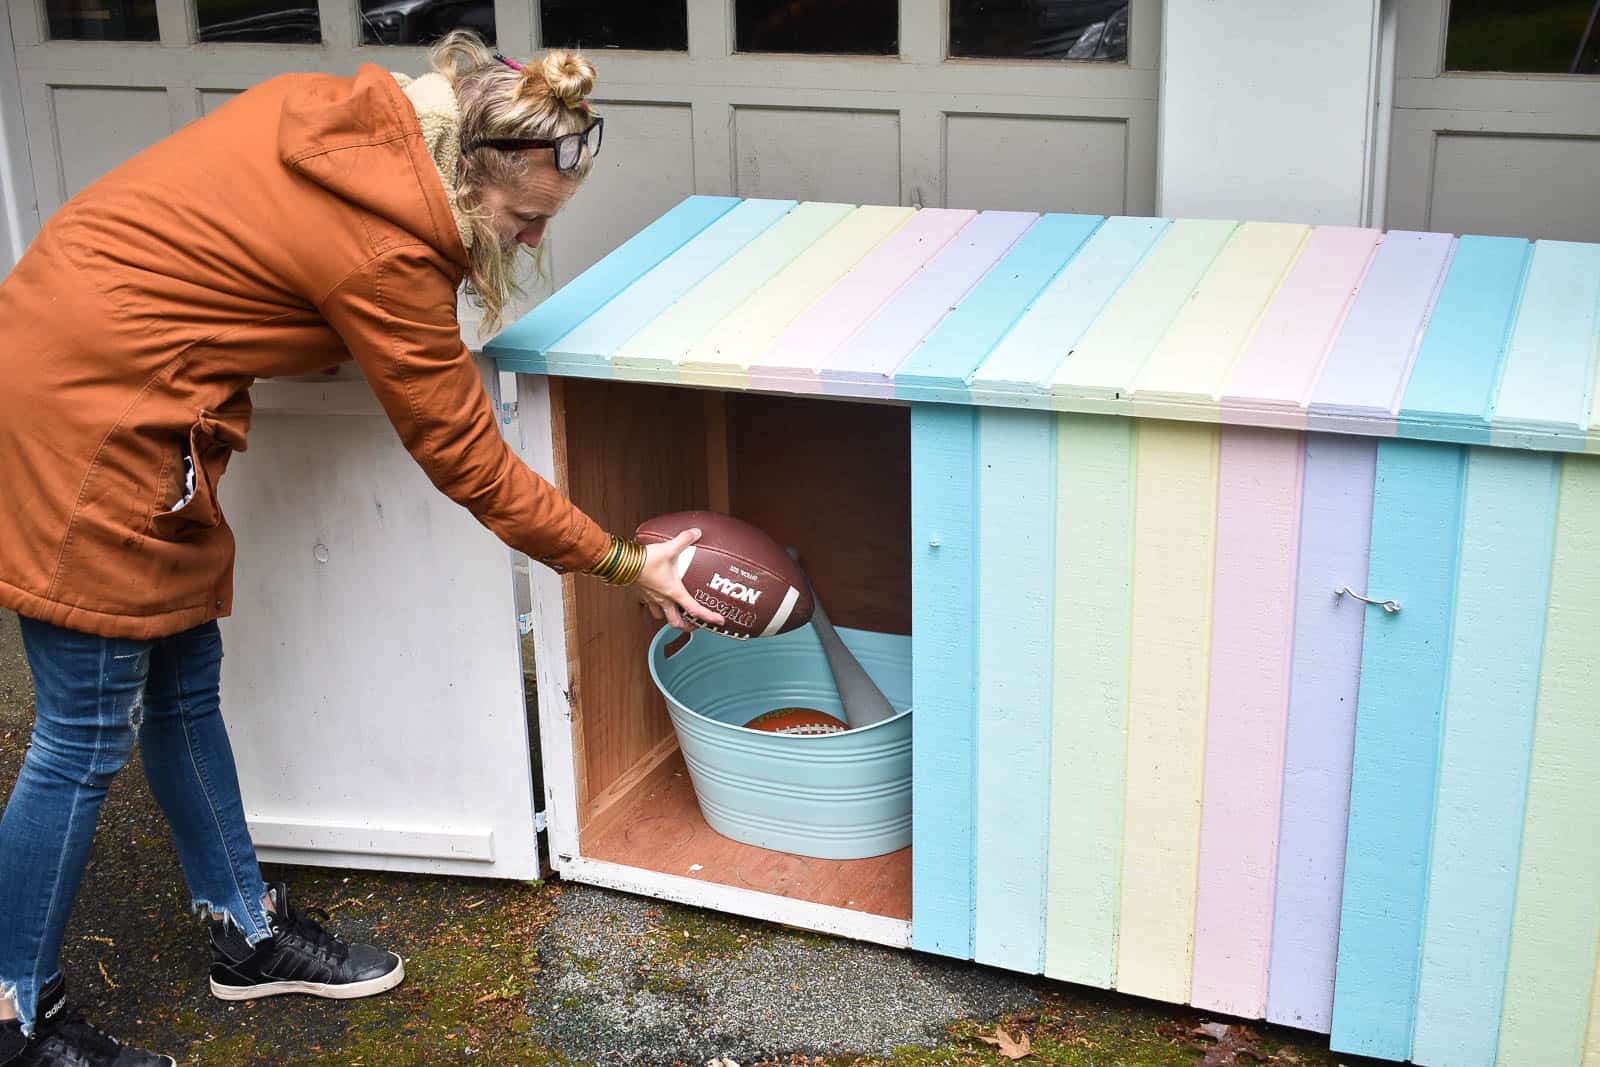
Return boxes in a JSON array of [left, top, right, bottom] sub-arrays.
[[635, 510, 814, 640], [743, 707, 848, 735]]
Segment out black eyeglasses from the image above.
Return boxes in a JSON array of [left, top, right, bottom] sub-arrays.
[[463, 116, 604, 172]]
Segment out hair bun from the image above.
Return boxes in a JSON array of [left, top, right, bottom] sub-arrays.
[[539, 49, 595, 106]]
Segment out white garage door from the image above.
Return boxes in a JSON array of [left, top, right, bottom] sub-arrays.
[[0, 0, 1159, 877], [1386, 0, 1599, 243]]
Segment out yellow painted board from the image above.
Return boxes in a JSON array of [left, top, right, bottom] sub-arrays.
[[1051, 219, 1238, 408], [1132, 221, 1311, 415], [678, 204, 915, 389], [1116, 419, 1220, 1004], [613, 201, 854, 376]]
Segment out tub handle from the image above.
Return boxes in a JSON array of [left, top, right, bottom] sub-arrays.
[[1336, 585, 1401, 614]]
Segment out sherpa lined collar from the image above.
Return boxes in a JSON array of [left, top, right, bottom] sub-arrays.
[[393, 70, 475, 251]]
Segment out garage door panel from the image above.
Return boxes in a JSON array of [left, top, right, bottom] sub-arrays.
[[1428, 132, 1600, 243], [734, 105, 900, 204], [49, 84, 170, 199], [945, 113, 1128, 215]]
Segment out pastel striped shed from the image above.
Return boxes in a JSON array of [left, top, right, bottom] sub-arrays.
[[1131, 221, 1311, 423], [1050, 219, 1238, 414], [965, 217, 1169, 409], [1489, 240, 1600, 452], [1219, 226, 1381, 429], [609, 200, 855, 382], [895, 213, 1103, 404], [821, 210, 1038, 399], [746, 207, 975, 395], [1308, 231, 1457, 437], [678, 205, 915, 390], [542, 198, 798, 379]]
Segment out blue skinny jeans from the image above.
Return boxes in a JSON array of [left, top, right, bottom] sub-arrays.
[[0, 616, 271, 1034]]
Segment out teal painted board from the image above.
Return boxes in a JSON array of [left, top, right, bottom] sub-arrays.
[[1330, 439, 1465, 1061], [1411, 448, 1558, 1067], [910, 404, 981, 959], [895, 214, 1104, 404], [486, 195, 739, 372], [966, 217, 1170, 409], [542, 199, 796, 379], [1490, 240, 1600, 446], [974, 409, 1057, 973], [1398, 236, 1532, 444]]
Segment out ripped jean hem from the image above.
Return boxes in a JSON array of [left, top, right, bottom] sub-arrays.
[[0, 971, 54, 1038], [192, 898, 271, 947]]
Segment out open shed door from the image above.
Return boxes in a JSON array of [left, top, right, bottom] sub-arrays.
[[216, 367, 541, 880]]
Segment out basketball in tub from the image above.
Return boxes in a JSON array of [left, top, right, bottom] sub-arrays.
[[638, 511, 914, 861]]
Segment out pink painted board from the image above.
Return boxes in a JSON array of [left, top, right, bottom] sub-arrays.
[[819, 210, 1039, 399], [1308, 231, 1456, 435], [748, 208, 975, 394], [1190, 427, 1306, 1018], [1221, 226, 1382, 427]]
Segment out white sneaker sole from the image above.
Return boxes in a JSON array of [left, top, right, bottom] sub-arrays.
[[209, 958, 405, 1001]]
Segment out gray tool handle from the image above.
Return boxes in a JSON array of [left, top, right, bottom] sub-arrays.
[[788, 548, 897, 729]]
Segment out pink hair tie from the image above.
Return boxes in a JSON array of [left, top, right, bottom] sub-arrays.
[[492, 51, 524, 71]]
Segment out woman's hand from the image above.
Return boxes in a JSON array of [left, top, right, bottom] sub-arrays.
[[636, 528, 725, 632]]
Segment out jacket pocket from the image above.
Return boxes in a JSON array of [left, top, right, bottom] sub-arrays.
[[147, 413, 239, 540]]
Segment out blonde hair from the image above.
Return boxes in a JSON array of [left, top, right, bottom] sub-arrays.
[[428, 30, 599, 334]]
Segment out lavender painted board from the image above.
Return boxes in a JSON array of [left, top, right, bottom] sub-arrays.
[[1266, 434, 1376, 1033], [1398, 236, 1532, 446], [966, 217, 1170, 409], [1309, 231, 1456, 435], [1489, 240, 1600, 448], [821, 211, 1039, 399], [895, 213, 1104, 405], [1190, 427, 1305, 1019], [1220, 227, 1381, 427], [747, 208, 975, 394]]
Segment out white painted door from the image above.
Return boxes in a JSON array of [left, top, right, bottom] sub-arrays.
[[1385, 0, 1600, 241]]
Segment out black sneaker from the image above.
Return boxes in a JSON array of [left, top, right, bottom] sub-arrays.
[[207, 883, 404, 1002], [2, 976, 174, 1067]]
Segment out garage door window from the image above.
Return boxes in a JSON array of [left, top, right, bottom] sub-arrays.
[[734, 0, 897, 55], [540, 0, 686, 51], [360, 0, 495, 45], [1445, 0, 1600, 75], [949, 0, 1129, 61], [196, 0, 321, 42], [46, 0, 158, 40]]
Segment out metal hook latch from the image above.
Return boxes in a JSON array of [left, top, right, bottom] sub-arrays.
[[1336, 586, 1401, 613]]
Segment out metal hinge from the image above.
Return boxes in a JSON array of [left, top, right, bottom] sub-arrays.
[[497, 370, 519, 425], [534, 809, 547, 833], [518, 611, 535, 635]]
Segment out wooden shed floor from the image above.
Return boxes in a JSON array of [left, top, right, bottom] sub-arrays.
[[583, 750, 912, 921]]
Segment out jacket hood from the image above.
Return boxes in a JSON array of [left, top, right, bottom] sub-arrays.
[[276, 63, 468, 268]]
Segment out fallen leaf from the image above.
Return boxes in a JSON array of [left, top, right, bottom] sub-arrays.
[[975, 1027, 1032, 1060], [1190, 1022, 1267, 1066]]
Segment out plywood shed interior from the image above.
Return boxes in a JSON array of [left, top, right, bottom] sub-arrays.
[[549, 377, 913, 920]]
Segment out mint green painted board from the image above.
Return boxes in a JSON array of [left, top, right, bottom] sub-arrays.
[[1496, 456, 1600, 1065], [1044, 414, 1135, 989], [610, 201, 854, 383], [1051, 219, 1238, 413], [543, 198, 796, 379]]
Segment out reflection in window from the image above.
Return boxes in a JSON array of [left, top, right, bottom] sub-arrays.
[[540, 0, 687, 50], [196, 0, 320, 42], [46, 0, 159, 40], [1446, 0, 1599, 75], [735, 0, 896, 54], [949, 0, 1128, 61], [362, 0, 496, 46]]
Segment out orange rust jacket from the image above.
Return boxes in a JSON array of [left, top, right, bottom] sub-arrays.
[[0, 64, 608, 639]]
